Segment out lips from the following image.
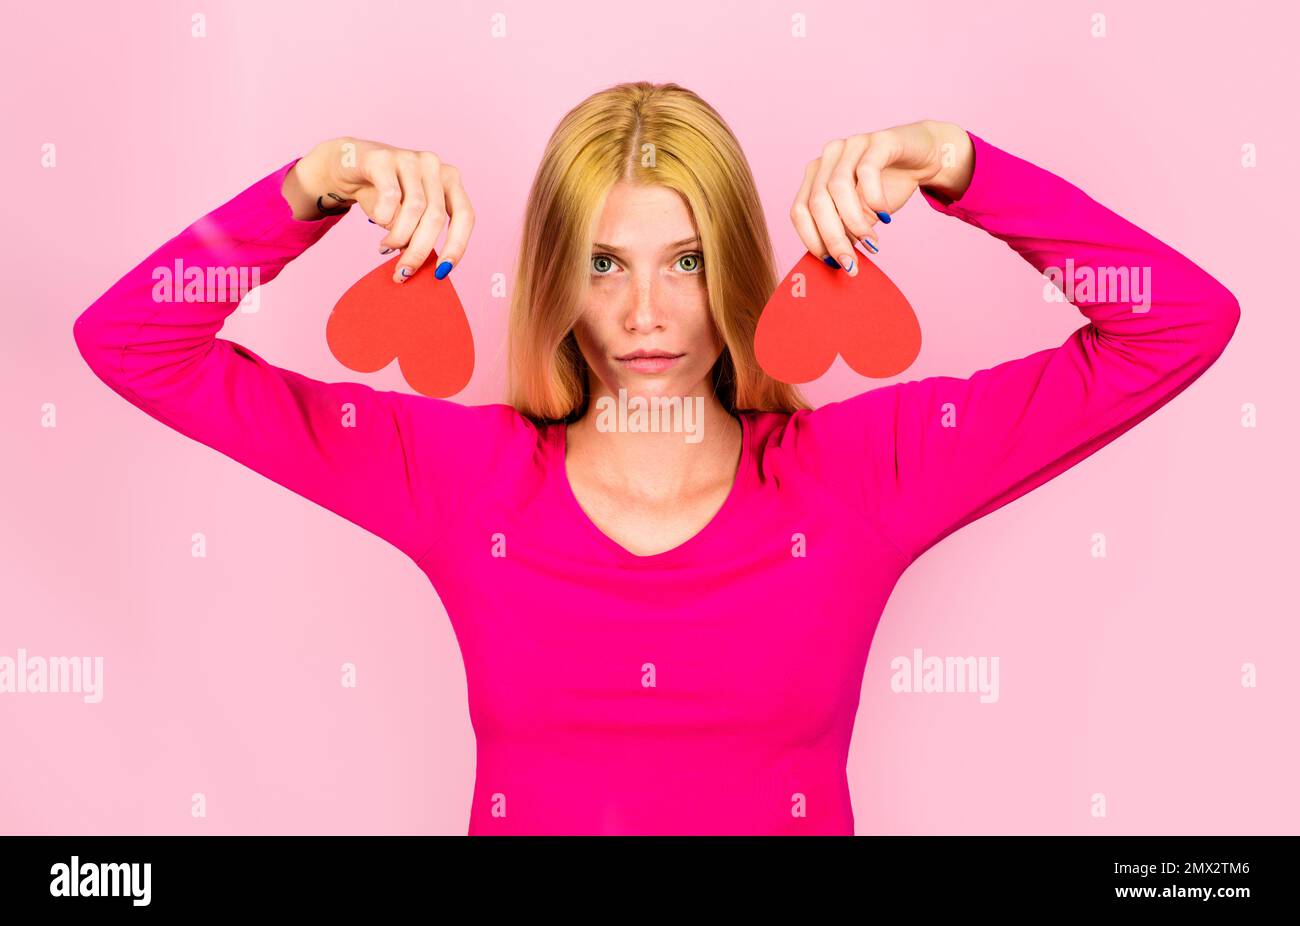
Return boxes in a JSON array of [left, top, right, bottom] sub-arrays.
[[616, 350, 682, 360], [615, 350, 683, 373]]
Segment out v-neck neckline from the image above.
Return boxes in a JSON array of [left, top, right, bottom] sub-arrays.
[[551, 412, 752, 565]]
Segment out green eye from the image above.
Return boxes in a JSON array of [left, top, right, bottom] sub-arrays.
[[677, 253, 703, 273], [591, 255, 616, 275]]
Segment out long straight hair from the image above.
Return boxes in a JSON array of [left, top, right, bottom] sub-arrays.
[[506, 80, 810, 424]]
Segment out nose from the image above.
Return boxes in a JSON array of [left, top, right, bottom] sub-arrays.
[[623, 273, 666, 332]]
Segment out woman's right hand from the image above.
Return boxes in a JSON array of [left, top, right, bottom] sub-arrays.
[[285, 136, 475, 283]]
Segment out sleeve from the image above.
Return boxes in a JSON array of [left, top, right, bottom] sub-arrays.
[[72, 157, 529, 568], [785, 130, 1241, 564]]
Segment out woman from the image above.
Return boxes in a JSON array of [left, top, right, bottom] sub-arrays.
[[73, 81, 1239, 835]]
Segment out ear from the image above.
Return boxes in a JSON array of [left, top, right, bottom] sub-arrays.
[[326, 253, 475, 398], [754, 251, 921, 384]]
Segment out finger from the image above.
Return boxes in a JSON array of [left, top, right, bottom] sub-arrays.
[[434, 163, 475, 280], [395, 153, 450, 283], [809, 139, 861, 275], [380, 153, 428, 259], [359, 149, 402, 228], [827, 134, 880, 254], [789, 158, 826, 261], [855, 132, 899, 219]]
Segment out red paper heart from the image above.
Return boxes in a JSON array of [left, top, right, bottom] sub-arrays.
[[754, 251, 921, 384], [327, 252, 475, 398]]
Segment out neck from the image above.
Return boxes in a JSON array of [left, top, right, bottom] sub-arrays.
[[567, 383, 740, 498]]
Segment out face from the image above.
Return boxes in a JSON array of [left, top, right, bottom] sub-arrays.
[[572, 181, 724, 406]]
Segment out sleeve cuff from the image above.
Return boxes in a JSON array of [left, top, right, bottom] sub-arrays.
[[919, 130, 1002, 221], [199, 157, 350, 248]]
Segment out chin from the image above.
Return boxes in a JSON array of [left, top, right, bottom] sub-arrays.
[[612, 371, 699, 400]]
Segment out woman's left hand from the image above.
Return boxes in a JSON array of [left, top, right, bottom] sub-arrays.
[[790, 119, 974, 276]]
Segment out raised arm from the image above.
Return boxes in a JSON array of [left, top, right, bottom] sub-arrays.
[[788, 128, 1240, 563], [72, 148, 528, 567]]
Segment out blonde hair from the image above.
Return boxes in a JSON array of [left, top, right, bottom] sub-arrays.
[[506, 80, 810, 424]]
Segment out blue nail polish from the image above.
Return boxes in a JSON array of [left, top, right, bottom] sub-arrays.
[[822, 256, 841, 269], [876, 211, 891, 223], [434, 260, 454, 280], [863, 239, 878, 253]]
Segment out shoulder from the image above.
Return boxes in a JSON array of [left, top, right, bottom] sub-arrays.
[[395, 395, 541, 439], [741, 387, 905, 519], [386, 394, 549, 483], [744, 385, 901, 455]]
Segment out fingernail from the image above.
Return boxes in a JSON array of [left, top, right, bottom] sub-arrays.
[[863, 238, 879, 253], [380, 247, 395, 255], [839, 254, 856, 274], [395, 266, 413, 283], [822, 255, 841, 269], [876, 211, 891, 224], [434, 260, 454, 280], [368, 218, 376, 224]]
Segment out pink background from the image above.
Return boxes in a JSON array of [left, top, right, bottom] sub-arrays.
[[3, 0, 1296, 834]]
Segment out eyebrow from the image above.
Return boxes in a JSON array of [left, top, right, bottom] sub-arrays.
[[592, 236, 701, 253]]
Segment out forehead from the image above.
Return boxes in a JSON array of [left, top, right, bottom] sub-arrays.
[[591, 181, 697, 248]]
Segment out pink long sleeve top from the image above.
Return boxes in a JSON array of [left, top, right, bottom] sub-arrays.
[[73, 132, 1240, 835]]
